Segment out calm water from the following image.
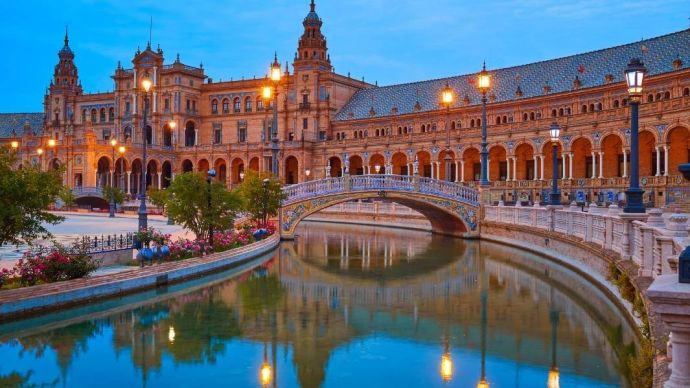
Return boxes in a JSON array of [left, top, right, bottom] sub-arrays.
[[0, 222, 637, 387]]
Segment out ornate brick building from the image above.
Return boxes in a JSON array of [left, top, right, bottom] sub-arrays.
[[2, 1, 690, 207]]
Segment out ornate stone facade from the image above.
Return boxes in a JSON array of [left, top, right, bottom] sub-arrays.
[[2, 2, 690, 208]]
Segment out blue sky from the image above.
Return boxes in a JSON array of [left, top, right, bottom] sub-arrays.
[[1, 0, 688, 112]]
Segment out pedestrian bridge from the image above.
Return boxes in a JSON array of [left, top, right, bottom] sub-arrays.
[[280, 175, 480, 239]]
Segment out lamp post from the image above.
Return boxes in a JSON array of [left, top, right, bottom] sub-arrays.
[[305, 169, 311, 181], [549, 123, 561, 206], [207, 168, 216, 246], [262, 178, 270, 226], [268, 54, 282, 177], [109, 139, 118, 218], [441, 82, 455, 182], [477, 63, 491, 186], [138, 73, 153, 231], [623, 58, 647, 213], [374, 164, 381, 174]]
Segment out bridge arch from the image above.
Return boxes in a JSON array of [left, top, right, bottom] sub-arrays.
[[280, 175, 479, 240]]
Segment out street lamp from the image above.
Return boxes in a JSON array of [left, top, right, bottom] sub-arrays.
[[109, 138, 118, 218], [268, 54, 281, 177], [239, 171, 245, 182], [623, 58, 647, 214], [36, 148, 44, 170], [549, 123, 561, 206], [207, 168, 216, 247], [118, 145, 126, 189], [10, 141, 19, 150], [138, 73, 153, 231], [305, 169, 311, 181], [477, 62, 491, 186], [374, 164, 381, 174], [441, 82, 455, 182], [262, 178, 270, 226]]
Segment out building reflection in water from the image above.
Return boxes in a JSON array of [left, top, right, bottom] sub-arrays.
[[0, 222, 637, 387]]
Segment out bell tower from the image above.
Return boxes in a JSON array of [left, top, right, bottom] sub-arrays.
[[294, 0, 331, 71], [45, 27, 82, 131]]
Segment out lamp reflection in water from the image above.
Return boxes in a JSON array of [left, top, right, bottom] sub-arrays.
[[260, 344, 272, 387], [440, 341, 453, 382], [547, 287, 561, 388], [477, 267, 489, 388], [168, 326, 176, 343]]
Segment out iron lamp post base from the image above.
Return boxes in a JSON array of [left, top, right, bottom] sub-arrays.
[[623, 188, 645, 213]]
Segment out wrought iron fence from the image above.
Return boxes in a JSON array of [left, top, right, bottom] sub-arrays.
[[81, 233, 134, 253]]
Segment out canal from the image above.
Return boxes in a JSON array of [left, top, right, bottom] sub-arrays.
[[0, 222, 637, 387]]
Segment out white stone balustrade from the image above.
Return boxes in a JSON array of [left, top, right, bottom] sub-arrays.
[[484, 205, 688, 278]]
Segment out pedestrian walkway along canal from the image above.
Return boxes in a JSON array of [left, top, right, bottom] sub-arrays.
[[0, 222, 637, 387]]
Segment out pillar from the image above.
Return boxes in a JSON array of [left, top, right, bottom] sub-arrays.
[[513, 157, 517, 181], [194, 128, 199, 146], [647, 275, 690, 388], [487, 159, 491, 181], [455, 161, 459, 182], [436, 162, 441, 179], [623, 150, 628, 178], [591, 152, 597, 179], [126, 171, 131, 195], [540, 155, 545, 181], [664, 145, 669, 177], [506, 158, 511, 181], [568, 153, 574, 179], [599, 151, 604, 178], [562, 154, 566, 180], [157, 173, 161, 189], [656, 146, 661, 176], [460, 160, 465, 182]]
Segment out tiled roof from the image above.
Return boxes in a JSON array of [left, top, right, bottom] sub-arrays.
[[335, 29, 690, 121], [0, 113, 44, 138]]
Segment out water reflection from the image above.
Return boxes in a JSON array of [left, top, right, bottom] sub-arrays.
[[0, 222, 636, 387]]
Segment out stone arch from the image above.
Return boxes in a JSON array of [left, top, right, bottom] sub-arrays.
[[214, 158, 227, 183], [280, 190, 478, 240], [601, 133, 624, 177], [666, 126, 690, 175], [369, 153, 385, 174], [231, 158, 245, 183], [542, 140, 564, 180], [184, 121, 196, 147], [146, 160, 159, 189], [570, 137, 593, 179], [488, 145, 507, 181], [130, 158, 143, 195], [349, 155, 364, 175], [114, 157, 128, 190], [391, 152, 408, 175], [249, 157, 260, 172], [416, 151, 431, 177], [462, 147, 481, 182], [96, 156, 111, 187], [162, 161, 173, 188], [514, 142, 535, 180], [328, 156, 342, 177], [182, 159, 194, 173], [197, 159, 210, 173], [285, 155, 299, 184]]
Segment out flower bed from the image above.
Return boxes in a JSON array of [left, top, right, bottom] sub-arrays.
[[0, 243, 101, 290], [135, 223, 277, 265]]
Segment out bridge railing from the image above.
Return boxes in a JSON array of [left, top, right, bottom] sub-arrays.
[[72, 186, 104, 198], [283, 175, 479, 206], [418, 177, 479, 205]]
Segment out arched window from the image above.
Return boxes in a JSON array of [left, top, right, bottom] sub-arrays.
[[91, 109, 97, 123], [565, 107, 571, 115], [522, 113, 528, 121], [222, 99, 229, 114], [655, 93, 662, 101], [581, 105, 587, 113], [211, 99, 218, 114], [244, 97, 252, 112], [684, 88, 690, 96], [502, 115, 507, 124], [109, 107, 115, 122], [450, 121, 456, 130], [185, 122, 196, 147], [233, 98, 240, 113], [596, 102, 602, 111], [354, 131, 358, 139], [613, 100, 619, 108], [100, 108, 106, 122], [495, 117, 501, 125], [397, 127, 402, 135], [647, 94, 654, 103], [529, 112, 535, 120], [124, 126, 132, 141], [421, 124, 427, 132], [375, 129, 380, 136], [558, 108, 564, 116], [589, 103, 594, 112], [257, 98, 264, 111], [82, 109, 87, 123], [664, 91, 671, 99], [551, 109, 557, 118], [456, 121, 462, 129]]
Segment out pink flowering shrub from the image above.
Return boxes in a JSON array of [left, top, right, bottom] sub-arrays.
[[8, 243, 100, 287], [0, 268, 13, 288]]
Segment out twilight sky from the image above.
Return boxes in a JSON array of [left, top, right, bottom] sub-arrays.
[[1, 0, 688, 112]]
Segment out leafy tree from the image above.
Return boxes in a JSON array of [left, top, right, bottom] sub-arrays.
[[148, 187, 168, 212], [164, 172, 241, 240], [102, 186, 125, 205], [236, 170, 285, 225], [58, 186, 76, 210], [0, 147, 65, 246]]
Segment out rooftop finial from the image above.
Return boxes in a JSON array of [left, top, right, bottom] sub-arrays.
[[64, 25, 69, 46], [147, 16, 153, 49], [482, 60, 486, 71], [310, 0, 315, 12]]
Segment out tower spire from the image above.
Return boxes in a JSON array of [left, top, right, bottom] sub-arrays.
[[310, 0, 315, 12], [64, 25, 69, 46]]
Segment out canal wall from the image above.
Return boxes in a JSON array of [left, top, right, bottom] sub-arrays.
[[0, 234, 280, 321]]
